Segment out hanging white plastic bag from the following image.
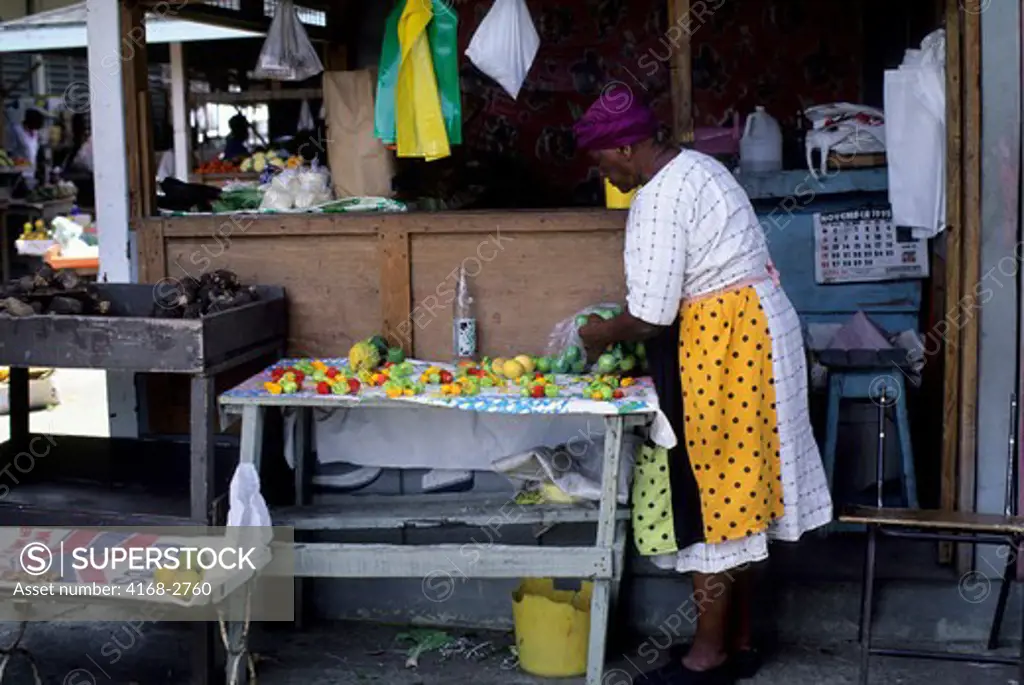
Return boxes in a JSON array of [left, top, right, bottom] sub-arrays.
[[885, 29, 946, 238], [226, 463, 274, 548], [465, 0, 540, 100], [253, 0, 324, 82]]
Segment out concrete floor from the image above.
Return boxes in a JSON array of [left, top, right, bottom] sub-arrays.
[[0, 620, 1017, 685]]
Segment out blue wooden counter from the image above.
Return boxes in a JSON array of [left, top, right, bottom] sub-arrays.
[[739, 168, 921, 334]]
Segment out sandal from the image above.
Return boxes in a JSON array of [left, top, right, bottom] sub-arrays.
[[632, 660, 734, 685], [667, 643, 763, 681]]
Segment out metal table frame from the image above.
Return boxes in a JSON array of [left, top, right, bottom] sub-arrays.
[[220, 393, 648, 685]]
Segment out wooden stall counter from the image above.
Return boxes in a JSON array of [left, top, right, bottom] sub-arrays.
[[138, 209, 630, 361]]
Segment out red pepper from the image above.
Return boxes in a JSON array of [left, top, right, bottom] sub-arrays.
[[612, 390, 624, 399], [316, 381, 331, 395], [439, 370, 454, 384], [271, 368, 285, 381], [347, 378, 361, 394], [467, 368, 485, 377], [326, 368, 339, 379], [535, 373, 545, 380], [531, 385, 546, 399], [383, 362, 394, 369], [293, 371, 305, 384]]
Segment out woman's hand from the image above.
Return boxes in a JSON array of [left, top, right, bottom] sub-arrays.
[[578, 315, 606, 362]]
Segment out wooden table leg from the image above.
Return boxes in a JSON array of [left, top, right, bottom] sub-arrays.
[[586, 416, 624, 685], [0, 213, 10, 284], [294, 407, 312, 629], [190, 623, 216, 685], [220, 408, 265, 685], [8, 367, 29, 455], [190, 374, 216, 524]]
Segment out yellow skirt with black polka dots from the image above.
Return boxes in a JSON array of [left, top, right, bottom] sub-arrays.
[[631, 286, 785, 556], [681, 286, 784, 543]]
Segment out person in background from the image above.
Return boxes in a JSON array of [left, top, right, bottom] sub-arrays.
[[8, 108, 45, 177], [573, 92, 832, 685], [223, 114, 250, 161]]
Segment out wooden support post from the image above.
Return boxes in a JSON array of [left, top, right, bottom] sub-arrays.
[[121, 0, 156, 219], [379, 229, 412, 354], [939, 0, 963, 566], [956, 4, 982, 575], [667, 0, 693, 142]]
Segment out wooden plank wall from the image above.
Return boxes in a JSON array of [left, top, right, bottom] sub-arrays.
[[137, 210, 629, 361]]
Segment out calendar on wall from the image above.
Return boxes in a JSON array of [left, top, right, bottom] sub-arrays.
[[813, 208, 929, 284]]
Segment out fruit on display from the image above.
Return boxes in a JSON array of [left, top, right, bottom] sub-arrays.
[[26, 181, 76, 202], [195, 159, 239, 174], [238, 151, 301, 173], [19, 220, 48, 240], [457, 363, 505, 389], [584, 375, 634, 401], [419, 365, 455, 386], [517, 373, 561, 399], [264, 360, 364, 396], [348, 338, 383, 373]]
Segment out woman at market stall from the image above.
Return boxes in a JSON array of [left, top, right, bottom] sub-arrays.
[[573, 92, 832, 685], [7, 107, 45, 178], [223, 114, 251, 161]]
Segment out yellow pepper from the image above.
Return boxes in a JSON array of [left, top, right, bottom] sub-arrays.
[[386, 387, 403, 399], [591, 392, 603, 400], [621, 378, 635, 388], [264, 382, 283, 395], [312, 360, 328, 372], [404, 389, 415, 397]]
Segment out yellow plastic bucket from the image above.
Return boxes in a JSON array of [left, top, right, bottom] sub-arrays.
[[604, 178, 637, 209], [512, 578, 593, 677]]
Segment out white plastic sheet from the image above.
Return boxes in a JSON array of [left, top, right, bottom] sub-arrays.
[[465, 0, 540, 100], [253, 0, 324, 82], [885, 29, 946, 239]]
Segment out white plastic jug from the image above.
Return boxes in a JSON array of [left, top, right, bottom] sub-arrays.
[[740, 106, 783, 174]]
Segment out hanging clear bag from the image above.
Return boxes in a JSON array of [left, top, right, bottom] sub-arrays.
[[253, 0, 324, 82]]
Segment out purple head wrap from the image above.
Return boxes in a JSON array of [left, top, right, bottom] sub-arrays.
[[573, 86, 660, 151]]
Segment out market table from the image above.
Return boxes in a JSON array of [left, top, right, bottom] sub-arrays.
[[219, 359, 675, 685]]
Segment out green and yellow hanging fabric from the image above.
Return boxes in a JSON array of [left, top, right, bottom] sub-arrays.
[[374, 0, 461, 158]]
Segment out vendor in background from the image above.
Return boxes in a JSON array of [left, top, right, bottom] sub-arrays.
[[7, 107, 45, 178], [223, 114, 250, 161], [573, 92, 832, 685]]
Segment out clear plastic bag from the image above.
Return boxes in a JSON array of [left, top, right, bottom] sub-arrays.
[[545, 303, 623, 373], [464, 0, 540, 100], [253, 0, 324, 82]]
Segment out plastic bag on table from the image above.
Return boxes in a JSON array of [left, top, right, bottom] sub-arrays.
[[545, 302, 627, 374], [253, 0, 324, 82], [465, 0, 540, 100]]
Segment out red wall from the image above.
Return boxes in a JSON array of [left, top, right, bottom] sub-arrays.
[[452, 0, 864, 203]]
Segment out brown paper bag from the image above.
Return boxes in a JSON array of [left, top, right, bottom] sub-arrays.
[[322, 69, 395, 198]]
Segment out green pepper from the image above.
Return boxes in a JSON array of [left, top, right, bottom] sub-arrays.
[[520, 387, 531, 397], [545, 385, 559, 398], [480, 377, 495, 388]]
